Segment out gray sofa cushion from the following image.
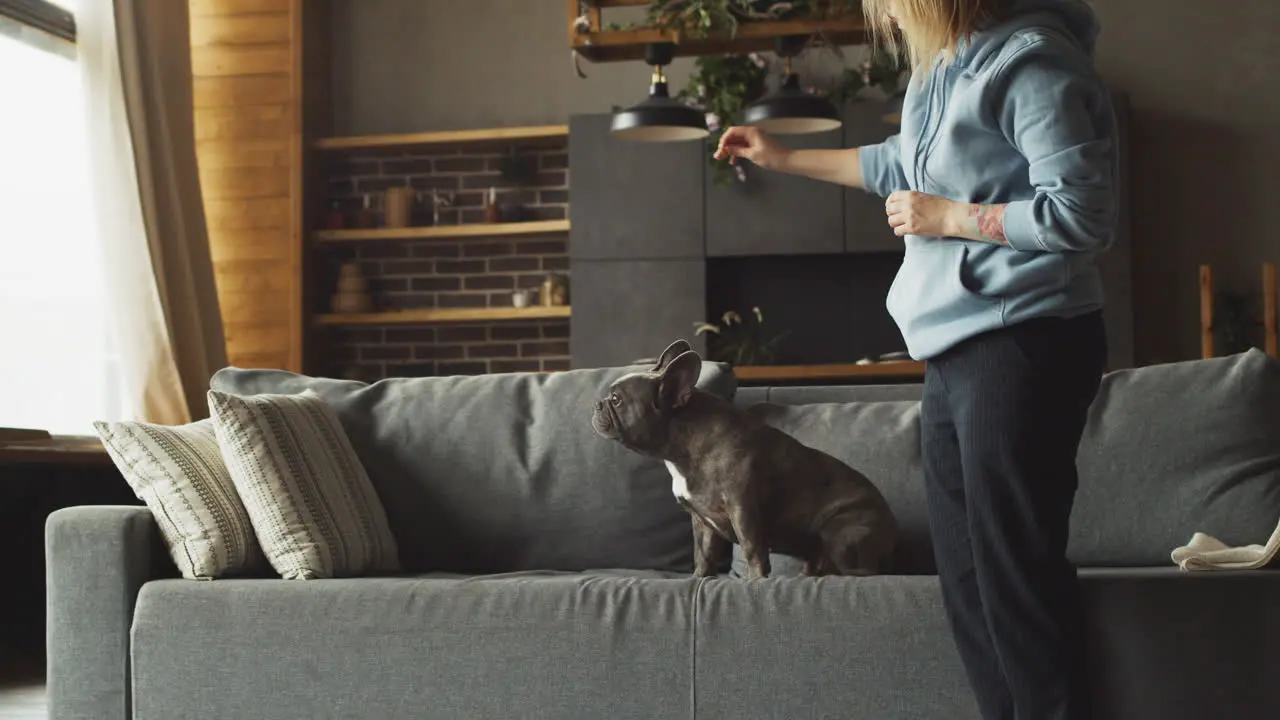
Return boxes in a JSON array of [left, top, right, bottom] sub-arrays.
[[699, 568, 1280, 720], [696, 576, 977, 719], [1070, 348, 1280, 566], [210, 363, 735, 574], [125, 568, 1280, 720], [765, 383, 924, 404], [130, 572, 695, 720]]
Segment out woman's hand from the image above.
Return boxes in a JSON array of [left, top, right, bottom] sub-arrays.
[[886, 191, 1010, 245], [885, 190, 962, 238], [714, 126, 790, 170]]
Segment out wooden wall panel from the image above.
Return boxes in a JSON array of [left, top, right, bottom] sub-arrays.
[[190, 0, 302, 372], [193, 75, 292, 108], [190, 0, 290, 17]]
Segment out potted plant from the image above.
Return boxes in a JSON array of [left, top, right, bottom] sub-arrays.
[[694, 307, 788, 366], [644, 1, 862, 35], [828, 47, 909, 105]]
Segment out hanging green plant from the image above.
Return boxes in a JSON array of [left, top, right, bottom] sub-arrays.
[[827, 47, 909, 105], [676, 53, 770, 186], [645, 1, 862, 36], [646, 0, 744, 36]]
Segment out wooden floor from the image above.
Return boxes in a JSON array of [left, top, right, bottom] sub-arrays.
[[0, 659, 46, 720]]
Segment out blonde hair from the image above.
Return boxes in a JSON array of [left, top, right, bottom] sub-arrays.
[[862, 0, 1008, 69]]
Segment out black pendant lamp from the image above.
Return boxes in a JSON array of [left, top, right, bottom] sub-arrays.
[[743, 35, 842, 135], [611, 42, 709, 142]]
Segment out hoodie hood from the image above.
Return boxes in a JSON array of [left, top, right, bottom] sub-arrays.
[[957, 0, 1100, 69]]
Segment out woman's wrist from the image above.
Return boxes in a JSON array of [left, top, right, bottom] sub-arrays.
[[946, 201, 1009, 246], [765, 146, 795, 173]]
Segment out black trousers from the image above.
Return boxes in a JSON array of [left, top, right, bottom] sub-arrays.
[[921, 311, 1106, 720]]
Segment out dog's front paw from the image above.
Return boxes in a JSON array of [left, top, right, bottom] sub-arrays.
[[692, 567, 716, 579]]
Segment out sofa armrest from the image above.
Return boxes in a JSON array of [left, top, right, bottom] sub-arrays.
[[45, 505, 167, 720]]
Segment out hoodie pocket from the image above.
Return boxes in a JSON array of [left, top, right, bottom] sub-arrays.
[[886, 239, 1003, 339]]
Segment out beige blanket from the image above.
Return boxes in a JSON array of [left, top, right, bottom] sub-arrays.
[[1171, 520, 1280, 571]]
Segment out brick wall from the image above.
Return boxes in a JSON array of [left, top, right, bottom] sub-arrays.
[[317, 138, 570, 380]]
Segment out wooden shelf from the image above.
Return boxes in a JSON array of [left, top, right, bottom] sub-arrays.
[[733, 361, 925, 383], [315, 219, 570, 243], [314, 124, 569, 151], [314, 306, 571, 326], [572, 16, 869, 63], [0, 435, 110, 466]]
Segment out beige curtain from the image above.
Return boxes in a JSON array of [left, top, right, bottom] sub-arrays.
[[78, 0, 226, 425]]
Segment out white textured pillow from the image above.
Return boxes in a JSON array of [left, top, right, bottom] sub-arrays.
[[94, 418, 264, 580], [207, 389, 400, 579]]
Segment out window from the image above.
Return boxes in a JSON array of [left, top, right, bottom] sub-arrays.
[[0, 0, 124, 434]]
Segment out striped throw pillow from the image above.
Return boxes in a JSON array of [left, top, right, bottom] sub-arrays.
[[207, 389, 400, 579], [94, 418, 264, 580]]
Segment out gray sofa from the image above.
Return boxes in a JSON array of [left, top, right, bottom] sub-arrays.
[[46, 350, 1280, 720]]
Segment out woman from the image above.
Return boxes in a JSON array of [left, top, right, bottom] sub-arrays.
[[715, 1, 1116, 718]]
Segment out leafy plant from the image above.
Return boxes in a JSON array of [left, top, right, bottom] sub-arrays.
[[645, 1, 861, 36], [677, 53, 769, 186], [827, 47, 909, 104], [695, 307, 788, 365], [646, 0, 745, 36], [1215, 290, 1262, 355], [592, 1, 862, 34]]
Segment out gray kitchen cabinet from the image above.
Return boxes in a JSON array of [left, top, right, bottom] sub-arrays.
[[569, 259, 706, 369], [569, 114, 705, 260], [705, 128, 844, 257], [844, 102, 904, 253]]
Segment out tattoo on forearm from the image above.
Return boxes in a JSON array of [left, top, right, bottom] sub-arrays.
[[968, 204, 1008, 245]]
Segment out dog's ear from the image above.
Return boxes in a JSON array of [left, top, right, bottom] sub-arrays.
[[658, 350, 702, 411], [651, 339, 693, 373]]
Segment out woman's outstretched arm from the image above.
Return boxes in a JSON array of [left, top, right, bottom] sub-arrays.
[[715, 126, 909, 193]]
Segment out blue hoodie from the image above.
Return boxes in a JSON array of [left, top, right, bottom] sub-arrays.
[[858, 0, 1117, 360]]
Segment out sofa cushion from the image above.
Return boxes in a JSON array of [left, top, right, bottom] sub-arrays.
[[92, 418, 264, 579], [130, 572, 695, 720], [210, 362, 735, 574], [1070, 348, 1280, 566], [208, 390, 400, 579], [695, 575, 977, 719], [698, 569, 1280, 720], [764, 383, 925, 404], [126, 569, 1280, 720]]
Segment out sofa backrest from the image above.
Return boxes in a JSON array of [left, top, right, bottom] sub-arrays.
[[211, 362, 736, 574], [737, 349, 1280, 571], [733, 384, 924, 406]]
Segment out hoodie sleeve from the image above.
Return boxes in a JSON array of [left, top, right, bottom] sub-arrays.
[[995, 37, 1117, 254], [858, 134, 910, 198]]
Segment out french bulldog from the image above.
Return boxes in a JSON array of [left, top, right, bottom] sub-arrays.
[[591, 340, 898, 580]]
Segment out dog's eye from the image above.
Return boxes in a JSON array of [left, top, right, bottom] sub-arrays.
[[609, 392, 621, 407]]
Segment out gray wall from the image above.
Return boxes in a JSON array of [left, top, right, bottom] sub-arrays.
[[333, 0, 1280, 365], [332, 0, 693, 134], [1092, 0, 1280, 365]]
